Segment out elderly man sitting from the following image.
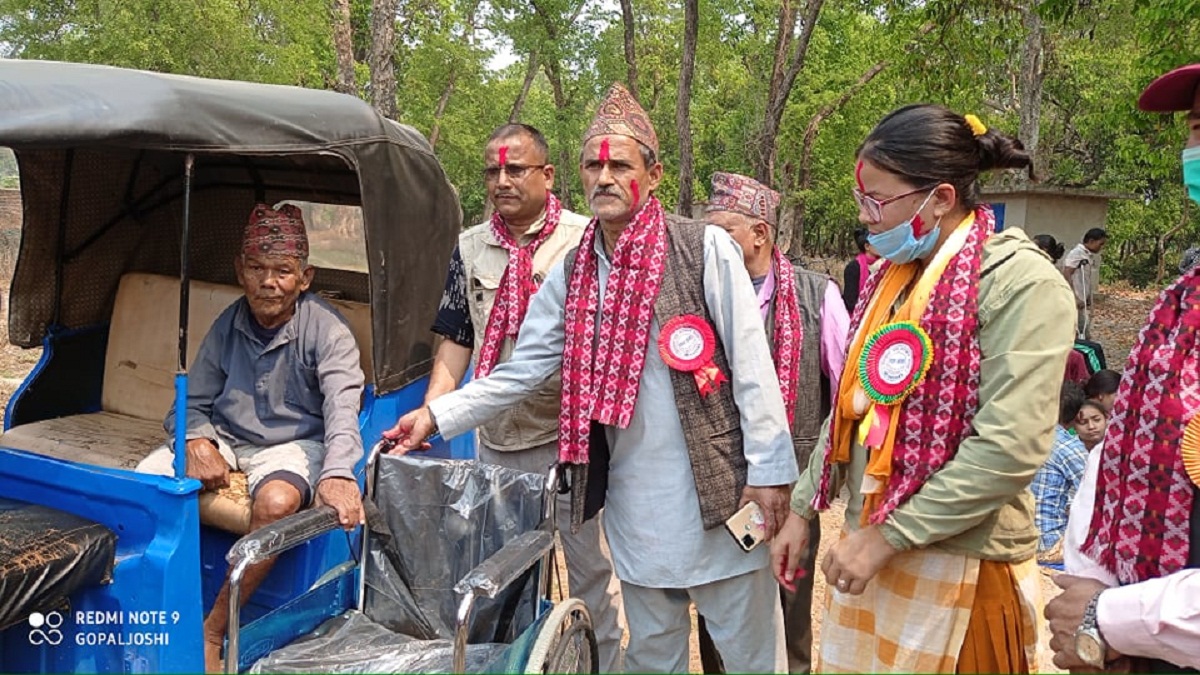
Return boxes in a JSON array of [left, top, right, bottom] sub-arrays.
[[136, 203, 366, 672]]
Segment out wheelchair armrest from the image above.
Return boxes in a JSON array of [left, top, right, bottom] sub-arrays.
[[453, 524, 555, 599], [226, 505, 341, 568]]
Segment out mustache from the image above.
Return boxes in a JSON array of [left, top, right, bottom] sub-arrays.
[[590, 187, 621, 199]]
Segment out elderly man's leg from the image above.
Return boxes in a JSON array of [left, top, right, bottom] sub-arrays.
[[204, 441, 322, 672], [203, 479, 304, 671], [690, 566, 786, 674], [479, 442, 626, 672], [620, 582, 692, 673]]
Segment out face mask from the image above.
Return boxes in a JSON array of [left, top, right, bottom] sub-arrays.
[[866, 190, 940, 264], [1183, 146, 1200, 205]]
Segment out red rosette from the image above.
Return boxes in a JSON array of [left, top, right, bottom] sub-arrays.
[[659, 315, 716, 371], [659, 314, 727, 397]]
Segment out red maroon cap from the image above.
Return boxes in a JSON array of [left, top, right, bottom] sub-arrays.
[[1138, 63, 1200, 112]]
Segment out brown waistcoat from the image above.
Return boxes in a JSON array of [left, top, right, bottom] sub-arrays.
[[766, 262, 833, 468], [568, 215, 746, 531]]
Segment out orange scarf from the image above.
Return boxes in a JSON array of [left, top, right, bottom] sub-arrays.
[[824, 212, 978, 523]]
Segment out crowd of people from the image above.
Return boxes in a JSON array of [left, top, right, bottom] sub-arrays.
[[143, 60, 1200, 674]]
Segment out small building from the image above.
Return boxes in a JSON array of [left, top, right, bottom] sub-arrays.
[[981, 185, 1132, 245], [981, 185, 1134, 292]]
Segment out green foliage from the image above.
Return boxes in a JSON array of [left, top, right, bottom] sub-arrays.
[[1, 0, 1197, 283]]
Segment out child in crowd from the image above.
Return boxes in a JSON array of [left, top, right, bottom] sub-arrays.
[[1074, 398, 1110, 451], [1083, 369, 1120, 412], [1031, 382, 1089, 564]]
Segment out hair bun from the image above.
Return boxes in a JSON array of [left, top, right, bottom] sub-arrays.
[[977, 130, 1036, 180]]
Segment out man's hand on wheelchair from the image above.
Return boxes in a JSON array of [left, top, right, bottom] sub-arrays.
[[382, 407, 435, 453], [317, 477, 364, 530]]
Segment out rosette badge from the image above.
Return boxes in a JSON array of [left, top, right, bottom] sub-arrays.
[[658, 315, 727, 397], [855, 321, 934, 447]]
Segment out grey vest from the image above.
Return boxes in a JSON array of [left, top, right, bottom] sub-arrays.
[[765, 262, 833, 468], [567, 216, 746, 531]]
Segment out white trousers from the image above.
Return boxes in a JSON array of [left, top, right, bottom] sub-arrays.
[[622, 565, 786, 674], [479, 442, 627, 673]]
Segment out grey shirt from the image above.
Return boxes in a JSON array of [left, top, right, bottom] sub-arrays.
[[431, 225, 798, 588], [165, 292, 365, 481]]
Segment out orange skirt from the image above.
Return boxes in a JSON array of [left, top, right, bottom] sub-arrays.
[[956, 560, 1031, 674]]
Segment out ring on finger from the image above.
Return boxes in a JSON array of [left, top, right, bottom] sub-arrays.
[[837, 578, 849, 590]]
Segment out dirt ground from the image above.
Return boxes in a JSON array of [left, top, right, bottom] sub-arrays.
[[0, 283, 1161, 673]]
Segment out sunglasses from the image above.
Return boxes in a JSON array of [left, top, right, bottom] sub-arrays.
[[852, 185, 935, 224], [482, 164, 547, 182]]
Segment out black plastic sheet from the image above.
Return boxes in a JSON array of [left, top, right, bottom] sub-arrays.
[[0, 497, 116, 630], [248, 610, 508, 674], [365, 455, 546, 644]]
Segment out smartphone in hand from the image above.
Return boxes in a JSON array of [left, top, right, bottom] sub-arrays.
[[725, 501, 767, 552]]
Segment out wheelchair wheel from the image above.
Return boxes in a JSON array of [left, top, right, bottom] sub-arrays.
[[524, 597, 598, 674]]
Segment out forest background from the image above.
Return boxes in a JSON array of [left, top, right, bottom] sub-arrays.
[[0, 0, 1198, 286]]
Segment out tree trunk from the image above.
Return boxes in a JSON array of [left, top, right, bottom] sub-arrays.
[[755, 0, 826, 185], [1156, 197, 1191, 284], [1018, 2, 1045, 162], [428, 74, 456, 150], [331, 0, 356, 95], [780, 22, 933, 254], [619, 0, 639, 98], [542, 60, 575, 212], [509, 52, 540, 122], [675, 0, 699, 217], [368, 0, 399, 118], [428, 1, 479, 150]]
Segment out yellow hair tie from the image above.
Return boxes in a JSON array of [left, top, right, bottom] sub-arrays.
[[964, 114, 988, 137]]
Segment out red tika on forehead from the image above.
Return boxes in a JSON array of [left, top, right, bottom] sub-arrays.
[[599, 138, 610, 163], [855, 160, 866, 191], [498, 145, 508, 166]]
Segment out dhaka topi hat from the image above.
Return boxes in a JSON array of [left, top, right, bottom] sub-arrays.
[[242, 203, 309, 259], [706, 172, 781, 226], [582, 82, 659, 156]]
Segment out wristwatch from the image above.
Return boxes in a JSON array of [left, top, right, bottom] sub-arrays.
[[1074, 590, 1108, 668]]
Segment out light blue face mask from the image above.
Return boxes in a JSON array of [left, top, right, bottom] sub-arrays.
[[1183, 146, 1200, 205], [866, 190, 940, 265]]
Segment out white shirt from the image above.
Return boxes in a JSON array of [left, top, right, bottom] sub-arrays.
[[1064, 442, 1200, 668], [431, 225, 798, 588]]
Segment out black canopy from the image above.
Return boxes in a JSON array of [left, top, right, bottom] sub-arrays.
[[0, 60, 461, 394]]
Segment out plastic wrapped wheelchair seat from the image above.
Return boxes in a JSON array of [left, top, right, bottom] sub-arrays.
[[0, 497, 117, 630], [251, 455, 548, 673]]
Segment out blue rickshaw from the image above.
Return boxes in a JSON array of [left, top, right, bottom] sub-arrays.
[[0, 60, 595, 674]]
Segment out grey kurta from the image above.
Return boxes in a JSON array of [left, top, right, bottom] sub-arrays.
[[431, 225, 798, 588]]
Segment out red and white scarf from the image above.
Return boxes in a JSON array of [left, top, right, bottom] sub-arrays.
[[771, 248, 804, 424], [1084, 267, 1200, 584], [814, 207, 991, 521], [475, 194, 562, 377], [558, 197, 669, 464]]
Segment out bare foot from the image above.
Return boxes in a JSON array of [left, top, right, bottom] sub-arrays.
[[204, 637, 223, 673]]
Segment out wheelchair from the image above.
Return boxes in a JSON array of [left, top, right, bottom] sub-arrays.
[[229, 442, 598, 673]]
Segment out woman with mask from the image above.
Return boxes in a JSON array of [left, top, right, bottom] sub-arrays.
[[771, 104, 1077, 673]]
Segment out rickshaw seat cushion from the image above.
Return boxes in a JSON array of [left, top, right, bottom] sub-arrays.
[[0, 411, 163, 469], [102, 272, 373, 422], [0, 412, 251, 535], [0, 496, 116, 632]]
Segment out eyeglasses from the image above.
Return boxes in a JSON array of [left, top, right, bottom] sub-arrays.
[[852, 185, 934, 224], [482, 164, 546, 182]]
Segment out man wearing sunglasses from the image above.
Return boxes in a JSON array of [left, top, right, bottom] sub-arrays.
[[421, 123, 625, 672]]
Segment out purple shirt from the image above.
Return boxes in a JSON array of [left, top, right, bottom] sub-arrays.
[[759, 263, 850, 402]]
